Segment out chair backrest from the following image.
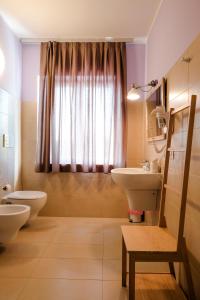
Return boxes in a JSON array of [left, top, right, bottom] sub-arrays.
[[158, 95, 197, 251]]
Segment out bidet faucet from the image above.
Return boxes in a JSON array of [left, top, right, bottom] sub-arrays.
[[140, 160, 150, 171]]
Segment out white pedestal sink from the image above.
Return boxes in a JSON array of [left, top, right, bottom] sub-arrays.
[[111, 168, 162, 222]]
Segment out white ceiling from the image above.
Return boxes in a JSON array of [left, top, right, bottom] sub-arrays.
[[0, 0, 162, 42]]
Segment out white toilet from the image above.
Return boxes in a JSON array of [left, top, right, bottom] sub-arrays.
[[0, 204, 30, 242], [3, 191, 47, 223]]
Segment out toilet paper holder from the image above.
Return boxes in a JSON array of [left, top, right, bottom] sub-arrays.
[[2, 184, 12, 191]]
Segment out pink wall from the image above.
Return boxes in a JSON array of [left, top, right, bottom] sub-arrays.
[[147, 0, 200, 81], [126, 44, 145, 89], [22, 44, 40, 101]]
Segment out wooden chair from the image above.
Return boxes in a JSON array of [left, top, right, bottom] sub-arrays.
[[121, 95, 197, 300]]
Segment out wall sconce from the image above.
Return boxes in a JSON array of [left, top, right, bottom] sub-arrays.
[[0, 48, 5, 76], [127, 79, 158, 101]]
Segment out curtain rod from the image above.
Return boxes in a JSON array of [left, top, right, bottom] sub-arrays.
[[20, 37, 147, 45]]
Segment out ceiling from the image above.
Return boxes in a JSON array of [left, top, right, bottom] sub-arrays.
[[0, 0, 162, 42]]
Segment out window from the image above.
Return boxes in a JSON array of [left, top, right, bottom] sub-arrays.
[[52, 75, 117, 169]]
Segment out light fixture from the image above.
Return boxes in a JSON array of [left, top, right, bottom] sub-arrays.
[[127, 79, 158, 101], [105, 37, 113, 41]]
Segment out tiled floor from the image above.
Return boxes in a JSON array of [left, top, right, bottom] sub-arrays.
[[0, 217, 186, 300]]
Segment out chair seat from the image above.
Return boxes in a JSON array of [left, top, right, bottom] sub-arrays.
[[121, 225, 177, 253]]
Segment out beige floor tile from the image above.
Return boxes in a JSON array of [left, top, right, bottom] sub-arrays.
[[57, 222, 104, 234], [103, 275, 186, 300], [1, 242, 48, 258], [30, 217, 128, 234], [0, 218, 178, 300], [54, 217, 104, 224], [0, 257, 38, 278], [103, 218, 129, 224], [104, 228, 122, 244], [64, 217, 104, 224], [136, 262, 170, 273], [53, 231, 103, 244], [103, 259, 121, 280], [103, 222, 132, 244], [136, 274, 186, 300], [125, 259, 170, 273], [103, 281, 128, 300], [0, 278, 27, 300], [23, 217, 59, 231], [108, 255, 169, 274], [18, 279, 102, 300], [54, 216, 104, 224], [103, 242, 122, 259], [16, 229, 57, 243], [42, 243, 103, 259], [32, 258, 102, 279]]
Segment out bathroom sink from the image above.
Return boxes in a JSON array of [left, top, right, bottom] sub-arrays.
[[111, 168, 163, 220], [111, 168, 162, 190]]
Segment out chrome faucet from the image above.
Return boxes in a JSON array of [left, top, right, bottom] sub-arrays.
[[140, 160, 150, 171]]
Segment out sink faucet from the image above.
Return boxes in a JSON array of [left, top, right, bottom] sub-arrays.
[[140, 160, 150, 171]]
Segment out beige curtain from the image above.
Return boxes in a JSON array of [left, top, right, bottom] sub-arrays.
[[36, 42, 127, 173]]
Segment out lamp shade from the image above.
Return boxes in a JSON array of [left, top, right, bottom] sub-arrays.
[[127, 87, 140, 101]]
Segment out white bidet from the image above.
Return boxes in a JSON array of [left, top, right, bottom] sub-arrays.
[[0, 205, 30, 243]]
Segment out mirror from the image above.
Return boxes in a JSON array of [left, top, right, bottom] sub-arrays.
[[146, 78, 167, 141]]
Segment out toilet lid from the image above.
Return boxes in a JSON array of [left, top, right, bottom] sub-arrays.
[[7, 191, 47, 200]]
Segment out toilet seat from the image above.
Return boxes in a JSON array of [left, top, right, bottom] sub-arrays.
[[7, 191, 46, 200], [3, 191, 47, 223]]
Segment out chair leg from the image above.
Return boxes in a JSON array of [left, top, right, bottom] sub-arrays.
[[181, 239, 196, 300], [129, 253, 135, 300], [122, 237, 127, 287], [169, 262, 176, 278]]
